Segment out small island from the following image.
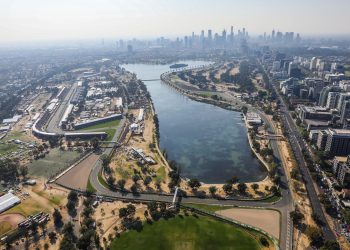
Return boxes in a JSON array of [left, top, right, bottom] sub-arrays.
[[170, 63, 188, 69]]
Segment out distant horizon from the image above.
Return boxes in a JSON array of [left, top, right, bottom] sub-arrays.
[[1, 0, 350, 45], [1, 32, 350, 49]]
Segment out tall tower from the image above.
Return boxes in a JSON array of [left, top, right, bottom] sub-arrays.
[[208, 29, 212, 41], [272, 29, 275, 40]]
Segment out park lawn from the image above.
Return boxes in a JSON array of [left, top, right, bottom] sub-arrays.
[[0, 221, 13, 236], [105, 129, 116, 141], [0, 143, 18, 155], [86, 178, 96, 193], [98, 171, 109, 189], [155, 166, 166, 183], [185, 203, 235, 213], [261, 193, 281, 203], [78, 119, 120, 131], [33, 189, 65, 206], [4, 198, 49, 217], [110, 215, 262, 250], [27, 148, 81, 177]]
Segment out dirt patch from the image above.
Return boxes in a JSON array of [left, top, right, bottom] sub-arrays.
[[55, 153, 99, 190], [216, 208, 280, 239], [0, 213, 25, 229]]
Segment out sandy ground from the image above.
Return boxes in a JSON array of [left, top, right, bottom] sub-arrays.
[[55, 153, 99, 190], [94, 201, 147, 245], [216, 208, 280, 239], [0, 213, 25, 230]]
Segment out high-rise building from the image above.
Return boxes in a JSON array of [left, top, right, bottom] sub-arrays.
[[208, 29, 212, 41], [310, 57, 317, 70], [340, 101, 350, 124], [326, 92, 340, 109], [222, 29, 227, 43], [272, 29, 275, 40], [325, 129, 350, 156], [337, 93, 350, 111]]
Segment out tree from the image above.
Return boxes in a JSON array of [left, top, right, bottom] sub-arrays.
[[188, 178, 201, 190], [259, 237, 269, 247], [132, 174, 140, 183], [90, 137, 99, 149], [107, 175, 116, 187], [126, 204, 136, 216], [241, 106, 248, 115], [237, 183, 247, 194], [143, 176, 152, 186], [117, 179, 126, 190], [320, 240, 340, 250], [222, 183, 232, 194], [101, 154, 111, 168], [68, 191, 78, 204], [209, 186, 217, 196], [290, 210, 304, 226], [48, 231, 57, 243], [306, 226, 323, 247], [53, 208, 62, 227], [251, 183, 259, 192], [19, 165, 28, 179]]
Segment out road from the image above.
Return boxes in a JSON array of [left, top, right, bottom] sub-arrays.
[[269, 71, 336, 241], [46, 81, 78, 134]]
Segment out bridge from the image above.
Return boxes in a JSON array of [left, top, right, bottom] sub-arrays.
[[140, 79, 160, 81]]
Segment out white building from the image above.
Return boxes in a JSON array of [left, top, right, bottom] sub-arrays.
[[0, 192, 21, 213]]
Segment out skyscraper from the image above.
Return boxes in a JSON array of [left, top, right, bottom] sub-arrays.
[[222, 29, 227, 44], [272, 29, 275, 40], [208, 29, 212, 41]]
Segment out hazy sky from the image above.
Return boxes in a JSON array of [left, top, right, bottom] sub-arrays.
[[1, 0, 350, 43]]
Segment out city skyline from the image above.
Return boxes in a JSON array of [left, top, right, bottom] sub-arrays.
[[1, 0, 350, 43]]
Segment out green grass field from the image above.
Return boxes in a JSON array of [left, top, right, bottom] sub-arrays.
[[184, 203, 235, 213], [0, 221, 12, 236], [4, 198, 49, 216], [110, 215, 262, 250], [77, 119, 120, 131], [0, 143, 18, 155], [27, 148, 81, 177], [98, 171, 109, 189], [105, 129, 116, 141], [86, 178, 96, 193]]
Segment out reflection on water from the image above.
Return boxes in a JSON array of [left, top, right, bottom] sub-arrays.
[[123, 61, 266, 183]]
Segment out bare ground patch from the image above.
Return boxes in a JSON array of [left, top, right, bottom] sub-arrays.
[[55, 153, 99, 190], [216, 208, 280, 239]]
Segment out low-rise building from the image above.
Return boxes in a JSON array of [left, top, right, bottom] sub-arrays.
[[245, 112, 262, 126], [0, 192, 21, 213]]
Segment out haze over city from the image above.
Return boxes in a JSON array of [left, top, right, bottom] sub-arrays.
[[1, 0, 350, 44]]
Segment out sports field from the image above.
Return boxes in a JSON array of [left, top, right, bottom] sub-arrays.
[[110, 215, 265, 250]]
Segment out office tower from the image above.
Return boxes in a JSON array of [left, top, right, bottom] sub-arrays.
[[325, 129, 350, 156], [242, 28, 246, 38], [184, 36, 188, 48], [263, 32, 266, 40], [337, 93, 350, 111], [200, 30, 205, 40], [326, 92, 340, 109], [310, 57, 317, 70], [272, 29, 275, 40], [127, 44, 133, 53], [208, 29, 212, 41], [341, 101, 350, 124], [222, 29, 227, 43], [296, 33, 301, 43]]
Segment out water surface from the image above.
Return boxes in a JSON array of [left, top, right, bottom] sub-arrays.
[[123, 61, 266, 183]]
